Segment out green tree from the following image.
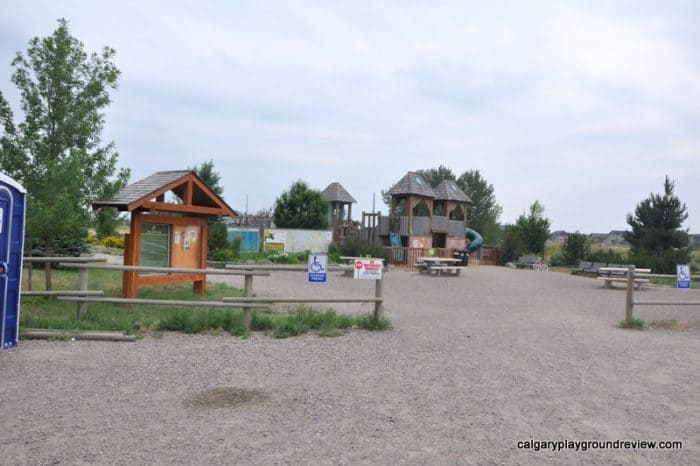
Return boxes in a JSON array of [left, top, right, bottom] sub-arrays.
[[499, 224, 523, 264], [0, 18, 129, 289], [561, 231, 591, 265], [190, 159, 224, 197], [189, 159, 228, 252], [416, 165, 455, 186], [515, 201, 550, 255], [455, 170, 502, 244], [273, 180, 329, 229], [624, 176, 690, 273]]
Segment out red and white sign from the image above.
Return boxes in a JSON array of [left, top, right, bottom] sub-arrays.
[[353, 258, 383, 280]]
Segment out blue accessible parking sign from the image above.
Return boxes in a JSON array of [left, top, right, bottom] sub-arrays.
[[308, 253, 328, 283], [677, 264, 691, 289]]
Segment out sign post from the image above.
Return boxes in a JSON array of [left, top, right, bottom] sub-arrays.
[[677, 264, 691, 289], [307, 253, 328, 283]]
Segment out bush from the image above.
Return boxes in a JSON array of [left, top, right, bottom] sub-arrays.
[[585, 248, 627, 264], [100, 235, 125, 249], [561, 232, 591, 265], [231, 236, 242, 258], [341, 237, 389, 261], [209, 248, 234, 262], [87, 233, 99, 245], [208, 222, 229, 251], [629, 249, 692, 274], [328, 242, 341, 263], [499, 225, 523, 264]]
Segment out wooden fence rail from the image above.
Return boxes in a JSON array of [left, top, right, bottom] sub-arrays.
[[624, 265, 700, 325], [51, 261, 382, 329]]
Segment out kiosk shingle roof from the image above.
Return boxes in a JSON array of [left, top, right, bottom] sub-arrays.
[[94, 171, 190, 208], [387, 172, 436, 197], [321, 182, 357, 203], [434, 180, 472, 203]]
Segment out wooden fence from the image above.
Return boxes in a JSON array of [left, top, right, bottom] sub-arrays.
[[48, 261, 383, 329], [623, 265, 700, 325]]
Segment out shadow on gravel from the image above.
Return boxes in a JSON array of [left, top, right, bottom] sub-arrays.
[[185, 387, 269, 409]]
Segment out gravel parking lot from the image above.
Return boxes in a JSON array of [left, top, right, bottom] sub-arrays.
[[1, 266, 698, 464]]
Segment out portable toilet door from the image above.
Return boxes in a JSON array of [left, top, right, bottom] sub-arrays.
[[0, 173, 26, 349]]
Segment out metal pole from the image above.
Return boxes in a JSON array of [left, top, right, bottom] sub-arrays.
[[78, 267, 88, 320], [374, 276, 383, 320], [625, 264, 635, 325]]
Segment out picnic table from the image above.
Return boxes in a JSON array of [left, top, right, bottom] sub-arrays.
[[415, 256, 465, 276], [597, 267, 651, 289]]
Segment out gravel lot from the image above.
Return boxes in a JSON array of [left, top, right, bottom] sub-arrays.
[[1, 266, 698, 464]]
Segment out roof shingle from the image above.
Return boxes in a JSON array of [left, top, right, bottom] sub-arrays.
[[387, 172, 436, 197]]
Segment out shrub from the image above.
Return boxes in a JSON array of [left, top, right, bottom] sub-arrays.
[[328, 242, 341, 263], [561, 232, 591, 265], [209, 248, 234, 262], [208, 222, 229, 251], [231, 236, 242, 258], [100, 235, 125, 249], [585, 248, 627, 264], [341, 237, 389, 261], [628, 249, 692, 274], [87, 233, 99, 245]]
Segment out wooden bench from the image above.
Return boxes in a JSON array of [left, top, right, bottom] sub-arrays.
[[515, 255, 539, 269], [427, 265, 467, 276]]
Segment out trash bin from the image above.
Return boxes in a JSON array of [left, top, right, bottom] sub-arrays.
[[453, 249, 469, 266], [0, 173, 26, 349]]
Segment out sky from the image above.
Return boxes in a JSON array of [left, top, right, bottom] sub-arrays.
[[2, 1, 699, 233]]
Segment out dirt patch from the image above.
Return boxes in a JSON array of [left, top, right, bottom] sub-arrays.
[[186, 387, 269, 409]]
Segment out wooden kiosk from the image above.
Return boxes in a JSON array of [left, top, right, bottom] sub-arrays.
[[93, 170, 237, 298]]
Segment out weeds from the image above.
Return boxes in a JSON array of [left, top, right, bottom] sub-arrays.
[[619, 318, 645, 330]]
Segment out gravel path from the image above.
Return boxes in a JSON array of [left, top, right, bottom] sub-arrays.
[[1, 267, 698, 464]]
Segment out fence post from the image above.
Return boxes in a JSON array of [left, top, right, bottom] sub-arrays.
[[374, 275, 383, 320], [77, 267, 89, 320], [28, 260, 33, 291], [625, 264, 635, 325], [243, 271, 254, 329]]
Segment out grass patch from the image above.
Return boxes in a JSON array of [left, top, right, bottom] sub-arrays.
[[20, 268, 390, 338], [619, 318, 645, 330], [649, 320, 698, 331]]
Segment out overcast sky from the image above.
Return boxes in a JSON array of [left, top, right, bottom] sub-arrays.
[[2, 1, 699, 233]]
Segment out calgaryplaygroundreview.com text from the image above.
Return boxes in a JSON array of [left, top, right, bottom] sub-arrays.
[[517, 439, 683, 452]]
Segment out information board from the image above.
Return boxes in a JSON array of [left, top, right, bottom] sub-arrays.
[[677, 264, 691, 289], [140, 223, 170, 270], [353, 258, 383, 280]]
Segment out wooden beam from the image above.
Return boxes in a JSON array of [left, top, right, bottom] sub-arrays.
[[184, 180, 193, 205], [141, 201, 226, 216]]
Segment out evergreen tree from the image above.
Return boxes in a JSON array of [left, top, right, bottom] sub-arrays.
[[624, 176, 690, 272]]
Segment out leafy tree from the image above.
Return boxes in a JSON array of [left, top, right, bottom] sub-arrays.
[[190, 159, 224, 197], [515, 201, 551, 255], [624, 176, 690, 273], [0, 19, 129, 288], [456, 170, 502, 244], [499, 224, 523, 264], [189, 159, 228, 251], [416, 165, 455, 186], [273, 180, 329, 229], [561, 231, 591, 265]]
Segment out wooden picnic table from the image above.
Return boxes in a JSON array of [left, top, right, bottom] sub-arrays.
[[597, 267, 652, 289], [415, 256, 465, 276]]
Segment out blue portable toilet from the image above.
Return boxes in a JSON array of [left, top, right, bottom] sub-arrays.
[[0, 173, 26, 349]]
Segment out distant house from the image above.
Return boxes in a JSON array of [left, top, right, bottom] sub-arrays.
[[588, 233, 609, 245], [549, 230, 568, 243], [608, 230, 627, 246], [688, 233, 700, 247]]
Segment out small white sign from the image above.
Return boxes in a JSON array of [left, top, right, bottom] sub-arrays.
[[353, 258, 383, 280], [308, 253, 328, 283], [677, 264, 691, 289]]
